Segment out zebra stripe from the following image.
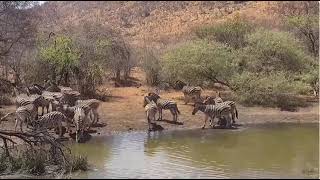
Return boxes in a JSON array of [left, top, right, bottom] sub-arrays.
[[15, 106, 33, 132], [145, 94, 180, 122], [182, 85, 202, 104], [33, 111, 68, 137], [73, 107, 90, 142], [27, 84, 45, 95], [182, 86, 202, 95], [144, 100, 158, 131], [75, 99, 100, 124]]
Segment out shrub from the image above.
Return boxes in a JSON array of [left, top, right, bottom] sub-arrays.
[[140, 48, 161, 86], [65, 155, 88, 172], [241, 29, 313, 73], [231, 72, 309, 110], [0, 94, 13, 106], [162, 40, 236, 87], [195, 15, 253, 49], [21, 149, 46, 175]]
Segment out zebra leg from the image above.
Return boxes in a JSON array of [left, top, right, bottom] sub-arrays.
[[14, 118, 18, 132], [184, 94, 188, 104], [209, 117, 213, 128], [202, 115, 208, 129], [146, 112, 151, 131], [170, 108, 176, 122], [58, 124, 63, 137], [20, 118, 23, 132], [157, 108, 162, 121]]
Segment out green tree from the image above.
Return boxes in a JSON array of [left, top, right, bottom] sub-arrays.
[[39, 35, 80, 86], [162, 40, 236, 87], [240, 29, 313, 74]]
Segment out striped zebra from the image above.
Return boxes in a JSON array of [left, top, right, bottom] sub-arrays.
[[14, 105, 34, 132], [55, 93, 80, 106], [143, 96, 158, 131], [26, 84, 45, 96], [31, 111, 70, 137], [192, 103, 232, 129], [146, 93, 180, 122], [75, 99, 100, 125], [203, 96, 238, 124], [15, 95, 46, 121], [73, 106, 91, 143], [182, 85, 202, 104], [16, 95, 50, 117]]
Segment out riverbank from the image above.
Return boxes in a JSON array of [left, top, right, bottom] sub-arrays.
[[2, 86, 318, 138]]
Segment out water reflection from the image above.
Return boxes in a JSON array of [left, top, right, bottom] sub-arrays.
[[68, 124, 318, 179]]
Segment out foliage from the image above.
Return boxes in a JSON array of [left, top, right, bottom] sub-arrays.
[[39, 35, 80, 85], [230, 72, 309, 110], [65, 155, 88, 172], [140, 48, 161, 86], [195, 15, 253, 49], [162, 40, 236, 87], [240, 29, 313, 73], [285, 15, 319, 57]]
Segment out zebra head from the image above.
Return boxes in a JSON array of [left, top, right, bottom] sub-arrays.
[[203, 96, 215, 105], [148, 92, 160, 102], [192, 103, 206, 115]]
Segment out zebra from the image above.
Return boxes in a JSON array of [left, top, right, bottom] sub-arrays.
[[31, 111, 70, 137], [55, 92, 80, 106], [192, 103, 232, 129], [15, 95, 46, 119], [143, 96, 158, 131], [75, 99, 100, 125], [145, 93, 180, 122], [14, 105, 34, 132], [214, 91, 223, 104], [182, 85, 202, 104], [73, 106, 91, 143], [26, 84, 45, 96], [203, 96, 238, 124]]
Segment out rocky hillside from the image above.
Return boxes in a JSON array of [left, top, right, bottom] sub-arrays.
[[35, 1, 280, 49]]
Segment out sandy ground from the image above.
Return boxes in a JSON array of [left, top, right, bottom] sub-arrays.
[[0, 68, 319, 137]]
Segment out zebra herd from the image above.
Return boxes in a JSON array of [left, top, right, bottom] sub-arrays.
[[12, 83, 101, 143], [143, 85, 239, 131]]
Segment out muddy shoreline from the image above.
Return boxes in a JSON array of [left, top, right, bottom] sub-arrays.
[[0, 86, 319, 139]]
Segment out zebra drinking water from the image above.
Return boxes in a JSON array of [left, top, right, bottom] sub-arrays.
[[203, 95, 238, 124], [192, 103, 232, 129], [143, 96, 158, 131]]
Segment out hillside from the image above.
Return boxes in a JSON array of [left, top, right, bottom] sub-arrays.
[[35, 1, 280, 49]]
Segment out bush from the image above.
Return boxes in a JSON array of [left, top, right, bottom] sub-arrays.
[[65, 155, 88, 172], [21, 149, 46, 175], [195, 15, 253, 49], [162, 40, 236, 87], [241, 29, 313, 73], [0, 94, 13, 106], [140, 48, 161, 86], [231, 72, 308, 110]]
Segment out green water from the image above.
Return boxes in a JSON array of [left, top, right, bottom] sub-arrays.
[[65, 123, 319, 179]]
